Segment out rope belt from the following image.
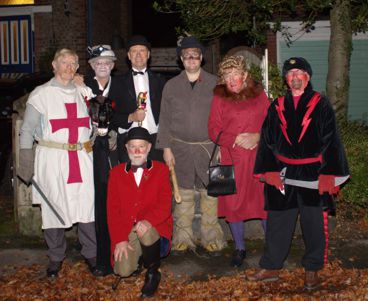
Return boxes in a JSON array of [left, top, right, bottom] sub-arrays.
[[276, 154, 322, 165], [171, 137, 212, 158], [38, 140, 93, 153]]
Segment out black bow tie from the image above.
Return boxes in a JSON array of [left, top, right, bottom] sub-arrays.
[[131, 162, 147, 173], [132, 70, 145, 76]]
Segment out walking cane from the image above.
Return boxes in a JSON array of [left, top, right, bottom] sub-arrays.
[[170, 165, 181, 203]]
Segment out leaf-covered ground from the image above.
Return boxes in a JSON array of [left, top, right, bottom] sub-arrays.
[[1, 260, 368, 300], [1, 190, 367, 300]]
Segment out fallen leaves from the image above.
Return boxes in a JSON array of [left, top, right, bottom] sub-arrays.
[[0, 260, 368, 300]]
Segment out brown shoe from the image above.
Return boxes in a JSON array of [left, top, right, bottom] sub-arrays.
[[247, 269, 279, 282], [304, 271, 321, 290]]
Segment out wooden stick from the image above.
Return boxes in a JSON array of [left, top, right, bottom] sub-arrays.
[[137, 95, 142, 127], [170, 165, 181, 203]]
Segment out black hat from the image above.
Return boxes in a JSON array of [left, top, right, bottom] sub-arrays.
[[282, 57, 312, 78], [176, 36, 205, 56], [125, 127, 152, 144], [126, 35, 151, 51]]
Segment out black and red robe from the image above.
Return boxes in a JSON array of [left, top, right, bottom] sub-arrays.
[[254, 85, 349, 210]]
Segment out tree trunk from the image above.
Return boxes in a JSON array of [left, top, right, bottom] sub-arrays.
[[326, 0, 352, 120]]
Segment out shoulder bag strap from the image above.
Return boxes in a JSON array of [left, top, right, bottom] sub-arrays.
[[209, 132, 234, 167]]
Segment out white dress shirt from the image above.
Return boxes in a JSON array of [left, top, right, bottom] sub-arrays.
[[119, 68, 158, 135]]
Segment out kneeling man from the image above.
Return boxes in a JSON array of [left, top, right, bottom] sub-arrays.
[[107, 127, 173, 298]]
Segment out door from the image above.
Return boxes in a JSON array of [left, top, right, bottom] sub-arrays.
[[0, 15, 33, 74]]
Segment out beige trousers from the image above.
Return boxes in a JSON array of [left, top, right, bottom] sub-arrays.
[[172, 188, 226, 251], [114, 227, 160, 277]]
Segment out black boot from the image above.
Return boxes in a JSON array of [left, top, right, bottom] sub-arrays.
[[85, 257, 98, 275], [230, 249, 246, 267], [141, 264, 161, 298], [47, 261, 62, 278], [140, 239, 161, 298]]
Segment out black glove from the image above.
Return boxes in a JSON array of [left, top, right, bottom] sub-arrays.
[[17, 149, 34, 185]]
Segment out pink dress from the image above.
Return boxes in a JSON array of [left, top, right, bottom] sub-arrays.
[[208, 91, 269, 222]]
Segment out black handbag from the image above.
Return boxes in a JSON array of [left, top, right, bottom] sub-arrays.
[[207, 132, 237, 197]]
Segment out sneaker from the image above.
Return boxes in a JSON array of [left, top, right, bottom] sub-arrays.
[[247, 269, 280, 282], [230, 249, 246, 267]]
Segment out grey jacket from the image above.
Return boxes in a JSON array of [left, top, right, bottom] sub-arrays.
[[157, 69, 217, 189]]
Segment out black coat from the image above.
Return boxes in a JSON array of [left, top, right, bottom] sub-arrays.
[[109, 69, 166, 163], [85, 75, 124, 111], [84, 75, 122, 273], [254, 85, 349, 210], [110, 69, 166, 131]]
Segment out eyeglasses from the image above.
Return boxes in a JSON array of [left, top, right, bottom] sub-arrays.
[[182, 55, 201, 61]]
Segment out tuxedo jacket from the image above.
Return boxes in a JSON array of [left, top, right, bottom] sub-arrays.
[[110, 69, 166, 131]]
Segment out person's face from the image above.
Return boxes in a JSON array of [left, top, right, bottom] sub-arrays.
[[181, 48, 202, 73], [90, 58, 114, 79], [128, 45, 150, 70], [286, 68, 310, 95], [223, 68, 248, 93], [52, 54, 79, 84], [126, 139, 151, 166]]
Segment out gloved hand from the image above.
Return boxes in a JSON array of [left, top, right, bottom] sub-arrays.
[[17, 149, 34, 185], [90, 125, 98, 146], [108, 129, 117, 151], [264, 172, 284, 190], [318, 174, 338, 195]]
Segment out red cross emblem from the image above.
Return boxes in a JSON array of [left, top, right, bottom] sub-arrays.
[[49, 103, 90, 183]]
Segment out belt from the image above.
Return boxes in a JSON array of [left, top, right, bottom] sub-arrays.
[[38, 140, 93, 153], [171, 137, 212, 158], [276, 154, 322, 165], [171, 137, 212, 145]]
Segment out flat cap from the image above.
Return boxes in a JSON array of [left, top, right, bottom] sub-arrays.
[[176, 36, 205, 56], [282, 57, 312, 78]]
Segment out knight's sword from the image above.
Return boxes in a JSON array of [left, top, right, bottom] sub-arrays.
[[280, 167, 349, 190], [31, 179, 65, 225]]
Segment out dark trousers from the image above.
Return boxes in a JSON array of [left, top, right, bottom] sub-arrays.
[[94, 170, 112, 272], [44, 222, 96, 262], [259, 203, 326, 271], [93, 137, 116, 273], [117, 132, 163, 163]]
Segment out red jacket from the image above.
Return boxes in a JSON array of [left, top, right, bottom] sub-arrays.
[[107, 160, 173, 254]]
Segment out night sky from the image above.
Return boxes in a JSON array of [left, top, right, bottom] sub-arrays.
[[132, 0, 181, 47]]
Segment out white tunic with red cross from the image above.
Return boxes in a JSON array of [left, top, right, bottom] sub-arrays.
[[28, 78, 95, 229]]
